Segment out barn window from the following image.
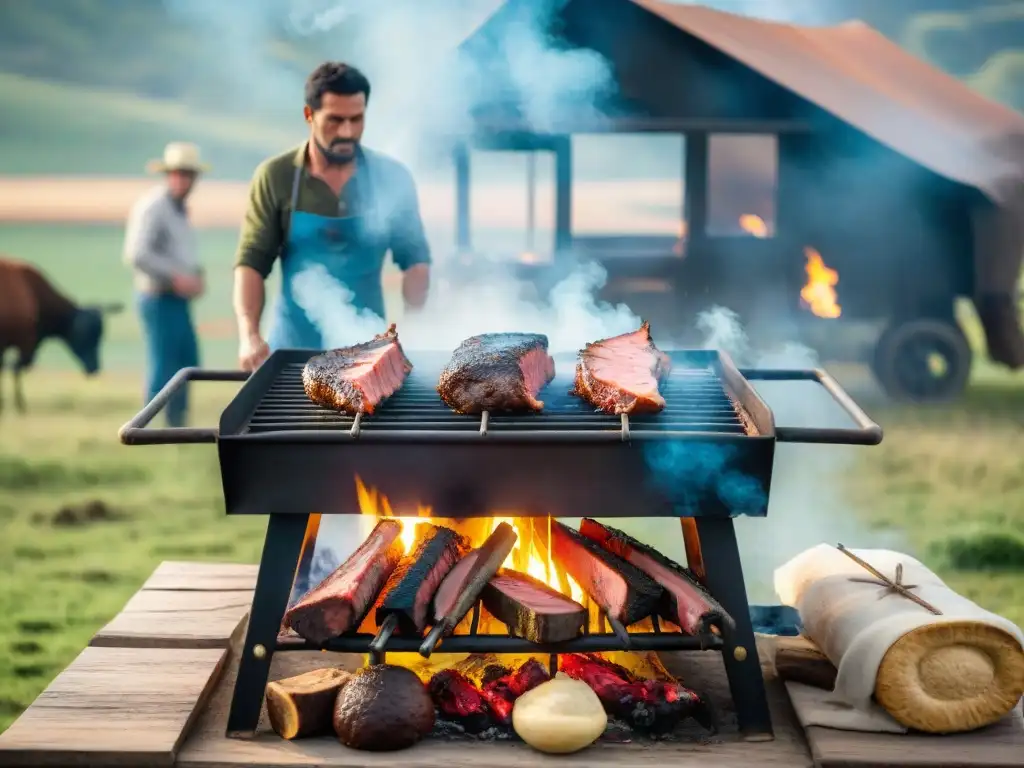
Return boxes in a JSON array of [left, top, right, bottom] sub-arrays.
[[706, 134, 778, 238], [570, 133, 686, 246], [468, 148, 558, 263]]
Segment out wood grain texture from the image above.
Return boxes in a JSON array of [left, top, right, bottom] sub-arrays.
[[787, 683, 1024, 768], [0, 646, 226, 767], [143, 562, 260, 593], [91, 588, 253, 649], [176, 629, 814, 768], [774, 636, 838, 690]]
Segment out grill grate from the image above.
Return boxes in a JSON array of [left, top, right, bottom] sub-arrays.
[[243, 361, 748, 436]]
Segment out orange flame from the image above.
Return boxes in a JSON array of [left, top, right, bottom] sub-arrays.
[[738, 214, 768, 238], [800, 247, 841, 319], [349, 476, 676, 681]]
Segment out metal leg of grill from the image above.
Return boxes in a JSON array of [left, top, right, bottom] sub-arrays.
[[692, 516, 774, 741], [226, 513, 310, 737]]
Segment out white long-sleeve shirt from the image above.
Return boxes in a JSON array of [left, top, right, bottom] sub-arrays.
[[123, 187, 200, 294]]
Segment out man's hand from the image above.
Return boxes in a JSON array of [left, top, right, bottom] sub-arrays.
[[239, 332, 270, 372], [171, 273, 204, 298]]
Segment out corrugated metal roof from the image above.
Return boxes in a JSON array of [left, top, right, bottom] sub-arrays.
[[632, 0, 1024, 205]]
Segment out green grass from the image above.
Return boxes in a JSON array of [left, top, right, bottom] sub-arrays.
[[0, 224, 1022, 735], [0, 223, 270, 370]]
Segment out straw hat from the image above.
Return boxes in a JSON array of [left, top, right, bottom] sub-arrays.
[[875, 621, 1024, 733], [146, 142, 210, 174]]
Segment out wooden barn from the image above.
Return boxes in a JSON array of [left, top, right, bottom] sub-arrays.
[[445, 0, 1024, 401]]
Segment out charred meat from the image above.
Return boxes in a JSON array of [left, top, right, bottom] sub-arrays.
[[437, 333, 555, 414], [376, 524, 468, 637], [482, 569, 588, 644], [303, 323, 412, 414], [560, 653, 713, 734], [284, 519, 403, 643], [550, 521, 662, 626], [431, 522, 518, 626], [571, 321, 671, 415], [579, 518, 733, 636]]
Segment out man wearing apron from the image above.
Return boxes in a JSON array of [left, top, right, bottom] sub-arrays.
[[233, 61, 430, 368]]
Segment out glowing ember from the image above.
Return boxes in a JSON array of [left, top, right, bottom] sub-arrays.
[[738, 213, 768, 238], [800, 246, 841, 319]]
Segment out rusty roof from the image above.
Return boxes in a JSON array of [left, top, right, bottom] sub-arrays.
[[630, 0, 1024, 205]]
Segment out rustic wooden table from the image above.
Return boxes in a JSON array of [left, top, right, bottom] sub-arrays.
[[0, 560, 1019, 768]]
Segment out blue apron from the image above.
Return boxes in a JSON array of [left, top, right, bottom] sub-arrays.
[[268, 154, 388, 351]]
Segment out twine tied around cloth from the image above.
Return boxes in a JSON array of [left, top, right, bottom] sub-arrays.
[[836, 544, 943, 616]]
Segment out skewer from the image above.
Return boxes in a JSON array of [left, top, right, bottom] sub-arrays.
[[480, 410, 490, 436], [606, 614, 632, 648], [369, 613, 398, 654], [349, 412, 363, 438], [836, 543, 942, 615], [620, 413, 630, 441]]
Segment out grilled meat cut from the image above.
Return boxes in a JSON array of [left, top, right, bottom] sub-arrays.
[[481, 569, 588, 644], [431, 522, 518, 624], [560, 653, 713, 734], [437, 333, 555, 414], [579, 518, 734, 636], [571, 321, 671, 415], [284, 520, 404, 643], [550, 521, 662, 626], [303, 323, 412, 414], [376, 524, 469, 636]]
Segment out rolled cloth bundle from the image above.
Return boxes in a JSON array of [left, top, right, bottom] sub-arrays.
[[775, 544, 1024, 733]]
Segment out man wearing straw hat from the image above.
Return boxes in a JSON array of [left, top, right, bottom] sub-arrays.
[[122, 141, 208, 427]]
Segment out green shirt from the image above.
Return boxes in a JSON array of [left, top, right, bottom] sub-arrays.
[[234, 143, 431, 278]]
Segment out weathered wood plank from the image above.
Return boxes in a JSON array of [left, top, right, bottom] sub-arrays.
[[142, 562, 259, 593], [176, 633, 813, 768], [787, 682, 1024, 768], [0, 646, 226, 768], [91, 589, 252, 650]]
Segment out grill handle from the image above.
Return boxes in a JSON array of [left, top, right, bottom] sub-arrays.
[[118, 367, 250, 446], [739, 368, 883, 446]]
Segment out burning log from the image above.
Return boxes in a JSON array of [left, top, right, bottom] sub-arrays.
[[422, 522, 518, 656], [481, 569, 588, 644], [550, 521, 663, 627], [428, 669, 493, 734], [373, 524, 468, 645], [480, 659, 551, 725], [265, 668, 352, 740], [560, 653, 714, 734], [579, 518, 734, 637], [428, 659, 552, 731], [284, 519, 404, 643]]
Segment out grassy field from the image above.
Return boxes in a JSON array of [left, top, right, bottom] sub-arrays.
[[1, 223, 1023, 734]]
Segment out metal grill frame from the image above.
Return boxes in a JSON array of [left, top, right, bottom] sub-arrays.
[[117, 348, 882, 743]]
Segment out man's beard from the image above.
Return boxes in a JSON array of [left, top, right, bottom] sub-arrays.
[[316, 138, 357, 166]]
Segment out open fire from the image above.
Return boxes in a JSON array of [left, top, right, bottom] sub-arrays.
[[801, 246, 841, 318], [352, 477, 671, 679], [272, 476, 722, 744]]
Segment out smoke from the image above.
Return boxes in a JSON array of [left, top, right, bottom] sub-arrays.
[[291, 259, 641, 354], [691, 306, 902, 603]]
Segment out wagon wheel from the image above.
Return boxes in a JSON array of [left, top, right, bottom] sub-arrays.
[[871, 318, 973, 402]]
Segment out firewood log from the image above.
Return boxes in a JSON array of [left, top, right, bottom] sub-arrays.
[[266, 667, 352, 739], [773, 635, 838, 690]]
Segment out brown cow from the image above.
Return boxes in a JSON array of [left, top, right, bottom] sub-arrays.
[[0, 258, 123, 413]]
